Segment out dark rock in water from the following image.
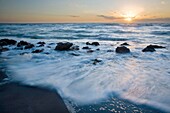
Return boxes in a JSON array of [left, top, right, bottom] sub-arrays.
[[24, 44, 34, 49], [86, 42, 100, 46], [87, 50, 94, 53], [86, 42, 91, 45], [49, 43, 55, 45], [37, 42, 45, 45], [17, 41, 34, 49], [116, 46, 130, 53], [55, 42, 73, 51], [121, 42, 130, 46], [32, 49, 44, 53], [0, 47, 9, 52], [47, 46, 51, 48], [142, 46, 156, 52], [17, 41, 30, 47], [82, 46, 90, 49], [70, 53, 80, 56], [0, 39, 17, 46], [107, 50, 114, 52], [92, 59, 102, 65], [148, 45, 165, 49], [44, 52, 50, 55], [96, 48, 100, 51], [70, 45, 79, 50], [91, 42, 100, 46]]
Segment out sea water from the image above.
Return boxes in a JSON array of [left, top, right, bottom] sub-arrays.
[[0, 23, 170, 112]]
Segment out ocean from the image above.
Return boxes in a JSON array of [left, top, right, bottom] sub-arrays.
[[0, 23, 170, 113]]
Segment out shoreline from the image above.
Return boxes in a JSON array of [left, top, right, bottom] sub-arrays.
[[0, 69, 69, 113]]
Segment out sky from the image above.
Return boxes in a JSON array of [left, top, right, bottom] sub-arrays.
[[0, 0, 170, 23]]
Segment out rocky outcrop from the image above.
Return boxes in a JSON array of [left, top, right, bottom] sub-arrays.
[[0, 47, 9, 52], [115, 46, 130, 53], [142, 46, 155, 52], [25, 44, 34, 49], [86, 42, 100, 46], [32, 49, 44, 53], [17, 41, 34, 49], [92, 59, 102, 65], [0, 39, 17, 46], [142, 44, 166, 52], [147, 45, 165, 49], [120, 42, 130, 46], [82, 46, 90, 49], [37, 42, 45, 45], [87, 50, 94, 53], [55, 42, 73, 51], [37, 42, 45, 47]]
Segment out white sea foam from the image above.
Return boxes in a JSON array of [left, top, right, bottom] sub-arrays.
[[0, 23, 170, 112]]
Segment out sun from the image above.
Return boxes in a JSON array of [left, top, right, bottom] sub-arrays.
[[123, 11, 136, 22], [125, 17, 132, 22]]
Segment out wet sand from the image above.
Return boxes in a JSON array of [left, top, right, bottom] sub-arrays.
[[0, 83, 69, 113]]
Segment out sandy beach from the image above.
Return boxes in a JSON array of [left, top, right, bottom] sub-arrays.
[[0, 82, 69, 113]]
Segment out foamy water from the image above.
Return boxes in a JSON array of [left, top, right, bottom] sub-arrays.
[[0, 23, 170, 112]]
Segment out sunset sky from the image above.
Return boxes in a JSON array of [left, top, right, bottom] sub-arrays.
[[0, 0, 170, 23]]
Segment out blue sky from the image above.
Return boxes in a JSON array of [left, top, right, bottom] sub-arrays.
[[0, 0, 169, 23]]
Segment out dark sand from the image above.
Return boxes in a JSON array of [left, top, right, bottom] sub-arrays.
[[0, 83, 69, 113]]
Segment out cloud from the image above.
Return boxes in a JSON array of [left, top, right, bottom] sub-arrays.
[[137, 17, 170, 22], [97, 15, 123, 20], [68, 15, 80, 18]]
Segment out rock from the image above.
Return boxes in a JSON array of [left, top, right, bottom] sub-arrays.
[[0, 47, 9, 52], [0, 39, 17, 46], [17, 41, 34, 49], [32, 49, 44, 53], [121, 42, 130, 46], [70, 45, 79, 50], [87, 50, 94, 53], [91, 42, 100, 46], [49, 43, 55, 45], [107, 50, 114, 52], [96, 48, 100, 51], [37, 42, 45, 45], [55, 42, 73, 51], [142, 46, 156, 52], [115, 46, 130, 53], [92, 59, 102, 65], [24, 44, 34, 49], [147, 45, 165, 49], [17, 41, 30, 47], [70, 53, 80, 56], [82, 46, 90, 49], [86, 42, 100, 46], [47, 46, 51, 48], [86, 42, 91, 45]]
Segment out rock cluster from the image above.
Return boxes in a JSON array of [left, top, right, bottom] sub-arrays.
[[55, 42, 73, 51]]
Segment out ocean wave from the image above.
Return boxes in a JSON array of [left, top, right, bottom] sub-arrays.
[[51, 29, 91, 33], [97, 37, 129, 41], [75, 34, 100, 38], [151, 31, 170, 36], [112, 30, 136, 34]]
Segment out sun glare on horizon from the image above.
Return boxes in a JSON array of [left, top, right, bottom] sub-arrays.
[[123, 11, 137, 22]]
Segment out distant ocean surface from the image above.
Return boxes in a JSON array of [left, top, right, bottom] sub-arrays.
[[0, 23, 170, 112]]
